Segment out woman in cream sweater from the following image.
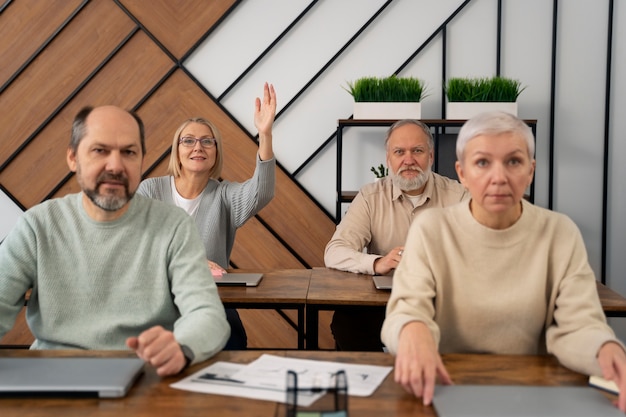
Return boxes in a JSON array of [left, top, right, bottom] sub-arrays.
[[381, 111, 626, 411]]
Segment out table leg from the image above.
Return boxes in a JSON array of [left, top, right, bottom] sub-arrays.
[[305, 305, 319, 350], [297, 306, 305, 349]]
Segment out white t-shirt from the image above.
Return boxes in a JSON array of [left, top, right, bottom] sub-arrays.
[[171, 177, 201, 217]]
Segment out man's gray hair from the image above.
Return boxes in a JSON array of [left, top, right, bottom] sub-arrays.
[[384, 119, 434, 150]]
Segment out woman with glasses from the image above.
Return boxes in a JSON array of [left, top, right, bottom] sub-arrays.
[[137, 83, 277, 350]]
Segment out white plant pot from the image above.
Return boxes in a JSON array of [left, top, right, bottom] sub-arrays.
[[353, 102, 421, 120], [446, 102, 518, 120]]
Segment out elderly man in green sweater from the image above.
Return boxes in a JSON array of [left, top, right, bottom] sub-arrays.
[[0, 105, 230, 376]]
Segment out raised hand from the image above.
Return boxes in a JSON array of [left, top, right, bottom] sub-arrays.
[[254, 82, 277, 137]]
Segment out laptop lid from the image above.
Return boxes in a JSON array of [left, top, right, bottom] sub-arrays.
[[0, 357, 144, 398], [433, 385, 623, 417], [372, 275, 392, 290], [213, 272, 263, 287]]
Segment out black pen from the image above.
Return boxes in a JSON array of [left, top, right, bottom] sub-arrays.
[[196, 373, 244, 384]]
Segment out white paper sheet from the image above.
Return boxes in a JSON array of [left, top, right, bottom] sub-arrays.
[[230, 354, 392, 397], [170, 355, 392, 406], [170, 361, 324, 406]]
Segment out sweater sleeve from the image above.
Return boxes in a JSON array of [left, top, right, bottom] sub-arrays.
[[223, 156, 275, 228], [136, 177, 169, 201], [167, 215, 230, 363], [324, 191, 381, 275], [545, 216, 622, 376], [381, 213, 440, 354]]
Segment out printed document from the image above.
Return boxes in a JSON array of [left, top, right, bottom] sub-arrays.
[[171, 354, 392, 406]]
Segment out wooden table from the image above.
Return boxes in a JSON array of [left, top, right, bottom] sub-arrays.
[[0, 349, 604, 417], [597, 281, 626, 317], [218, 269, 311, 349], [306, 267, 626, 349]]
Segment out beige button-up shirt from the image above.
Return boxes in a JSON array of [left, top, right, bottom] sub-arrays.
[[324, 172, 468, 275]]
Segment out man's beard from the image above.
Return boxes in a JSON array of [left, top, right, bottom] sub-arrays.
[[390, 166, 431, 192], [83, 172, 133, 212]]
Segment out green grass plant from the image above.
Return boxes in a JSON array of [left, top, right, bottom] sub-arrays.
[[445, 76, 525, 102], [345, 76, 425, 102]]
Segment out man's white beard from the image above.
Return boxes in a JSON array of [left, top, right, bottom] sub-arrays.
[[390, 166, 430, 192]]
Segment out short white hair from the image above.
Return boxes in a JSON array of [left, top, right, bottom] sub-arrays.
[[456, 111, 535, 163]]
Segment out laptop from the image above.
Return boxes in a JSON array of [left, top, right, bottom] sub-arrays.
[[0, 357, 144, 398], [212, 272, 263, 287], [372, 275, 393, 290], [433, 385, 623, 417]]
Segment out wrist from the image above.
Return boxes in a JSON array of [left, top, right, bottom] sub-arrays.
[[179, 344, 195, 369], [373, 257, 382, 275]]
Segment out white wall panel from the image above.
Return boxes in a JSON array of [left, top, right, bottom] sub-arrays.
[[403, 35, 444, 119], [608, 1, 626, 292], [446, 0, 497, 78], [341, 125, 389, 194], [185, 0, 312, 97], [554, 0, 609, 277], [218, 0, 390, 133], [297, 138, 337, 216], [0, 191, 23, 242], [502, 0, 554, 208], [607, 0, 626, 339]]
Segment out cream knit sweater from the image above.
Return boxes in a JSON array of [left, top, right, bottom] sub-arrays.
[[382, 199, 620, 376]]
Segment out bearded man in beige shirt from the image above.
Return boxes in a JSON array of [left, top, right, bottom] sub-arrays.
[[324, 119, 468, 351]]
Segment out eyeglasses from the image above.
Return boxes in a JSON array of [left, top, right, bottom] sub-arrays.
[[179, 136, 217, 148]]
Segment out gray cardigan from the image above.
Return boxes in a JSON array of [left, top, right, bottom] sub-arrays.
[[137, 156, 276, 267]]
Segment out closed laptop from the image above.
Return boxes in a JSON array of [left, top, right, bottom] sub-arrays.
[[0, 357, 144, 398], [372, 275, 393, 290], [212, 272, 263, 287], [433, 385, 623, 417]]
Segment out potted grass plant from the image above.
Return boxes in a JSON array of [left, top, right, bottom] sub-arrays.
[[445, 76, 525, 119], [345, 75, 425, 119]]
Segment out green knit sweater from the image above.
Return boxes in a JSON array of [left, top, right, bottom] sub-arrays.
[[0, 193, 229, 364]]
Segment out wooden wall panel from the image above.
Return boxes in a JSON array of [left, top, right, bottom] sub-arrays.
[[241, 310, 333, 350], [144, 156, 170, 177], [1, 0, 339, 349], [230, 219, 304, 269], [51, 177, 82, 201], [0, 0, 135, 167], [264, 185, 334, 267], [0, 30, 174, 207], [0, 0, 84, 87], [119, 0, 238, 58]]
